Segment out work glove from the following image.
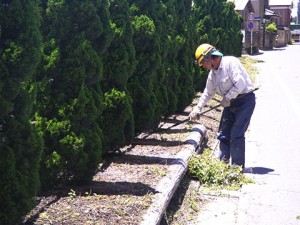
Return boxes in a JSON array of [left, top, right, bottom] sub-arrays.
[[189, 106, 202, 121], [221, 97, 231, 107]]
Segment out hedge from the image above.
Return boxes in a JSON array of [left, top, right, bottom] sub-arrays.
[[0, 0, 242, 223]]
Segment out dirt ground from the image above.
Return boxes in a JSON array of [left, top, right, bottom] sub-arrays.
[[22, 93, 222, 225]]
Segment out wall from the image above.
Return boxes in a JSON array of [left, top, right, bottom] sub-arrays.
[[270, 7, 292, 28], [251, 0, 268, 20], [274, 29, 291, 47], [244, 30, 260, 54], [260, 31, 278, 49]]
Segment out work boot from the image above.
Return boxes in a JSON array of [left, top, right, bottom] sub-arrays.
[[242, 167, 253, 174]]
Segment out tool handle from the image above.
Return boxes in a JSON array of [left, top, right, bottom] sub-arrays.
[[156, 87, 259, 132], [235, 87, 259, 100], [198, 103, 221, 116], [198, 87, 259, 116], [161, 103, 222, 130]]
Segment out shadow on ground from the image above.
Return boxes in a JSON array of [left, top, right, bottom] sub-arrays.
[[245, 167, 275, 174]]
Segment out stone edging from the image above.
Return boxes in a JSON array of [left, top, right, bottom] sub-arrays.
[[140, 124, 207, 225]]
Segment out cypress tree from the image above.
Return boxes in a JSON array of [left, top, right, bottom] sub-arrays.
[[0, 1, 42, 224], [220, 1, 243, 56], [101, 0, 136, 152], [192, 0, 243, 91], [170, 0, 195, 111], [127, 0, 166, 132], [35, 0, 112, 188]]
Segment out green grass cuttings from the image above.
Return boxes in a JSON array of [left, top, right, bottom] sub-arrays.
[[187, 149, 253, 190], [240, 56, 262, 82]]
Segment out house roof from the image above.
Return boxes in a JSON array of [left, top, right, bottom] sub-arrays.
[[265, 8, 280, 19], [227, 0, 254, 11], [269, 0, 292, 6]]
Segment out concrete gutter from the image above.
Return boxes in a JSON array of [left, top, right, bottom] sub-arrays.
[[139, 124, 207, 225]]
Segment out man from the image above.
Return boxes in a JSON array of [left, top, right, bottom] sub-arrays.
[[189, 43, 256, 169]]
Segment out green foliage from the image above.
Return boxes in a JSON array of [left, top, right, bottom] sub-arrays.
[[100, 0, 135, 153], [0, 144, 19, 224], [127, 0, 196, 131], [36, 0, 108, 188], [132, 15, 156, 37], [103, 0, 136, 92], [191, 0, 243, 90], [169, 0, 195, 111], [194, 3, 241, 49], [0, 0, 245, 222], [101, 89, 134, 152], [265, 22, 277, 33], [127, 1, 164, 132], [0, 1, 43, 224], [188, 149, 249, 189], [288, 38, 295, 45]]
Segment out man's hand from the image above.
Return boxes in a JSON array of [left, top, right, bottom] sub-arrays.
[[189, 106, 202, 121], [221, 98, 231, 107]]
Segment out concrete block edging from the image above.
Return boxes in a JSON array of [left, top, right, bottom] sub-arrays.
[[140, 124, 207, 225]]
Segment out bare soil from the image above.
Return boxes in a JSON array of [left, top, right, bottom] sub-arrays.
[[22, 93, 222, 225]]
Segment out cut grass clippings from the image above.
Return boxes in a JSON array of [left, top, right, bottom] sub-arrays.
[[187, 149, 254, 190], [240, 56, 263, 82]]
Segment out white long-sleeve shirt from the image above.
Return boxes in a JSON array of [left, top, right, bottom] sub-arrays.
[[197, 56, 254, 109]]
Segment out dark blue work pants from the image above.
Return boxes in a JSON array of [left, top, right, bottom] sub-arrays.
[[217, 92, 256, 168]]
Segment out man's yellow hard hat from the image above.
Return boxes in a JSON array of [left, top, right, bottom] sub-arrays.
[[194, 43, 223, 66]]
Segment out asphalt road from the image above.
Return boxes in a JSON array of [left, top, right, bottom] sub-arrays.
[[194, 44, 300, 225], [238, 43, 300, 225]]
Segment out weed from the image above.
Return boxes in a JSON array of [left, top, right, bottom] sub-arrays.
[[68, 189, 77, 202], [189, 198, 199, 212], [160, 137, 168, 142], [188, 149, 252, 190], [150, 167, 167, 176], [120, 196, 133, 206], [240, 56, 260, 82], [39, 212, 49, 220]]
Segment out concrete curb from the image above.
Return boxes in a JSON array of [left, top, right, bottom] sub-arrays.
[[140, 124, 207, 225]]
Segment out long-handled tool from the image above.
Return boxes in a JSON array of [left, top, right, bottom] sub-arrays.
[[158, 87, 259, 132]]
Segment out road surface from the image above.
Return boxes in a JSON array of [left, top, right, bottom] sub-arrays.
[[238, 43, 300, 225]]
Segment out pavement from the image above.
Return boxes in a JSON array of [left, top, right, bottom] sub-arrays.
[[237, 44, 300, 225]]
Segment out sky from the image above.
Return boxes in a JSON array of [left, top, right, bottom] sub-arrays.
[[292, 0, 298, 17]]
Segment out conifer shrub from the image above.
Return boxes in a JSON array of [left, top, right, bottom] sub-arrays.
[[101, 89, 134, 153], [0, 1, 43, 223]]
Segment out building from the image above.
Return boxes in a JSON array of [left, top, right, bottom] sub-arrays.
[[269, 0, 293, 47], [227, 0, 293, 52], [269, 0, 293, 29], [251, 0, 269, 21], [291, 0, 300, 42], [228, 0, 255, 30]]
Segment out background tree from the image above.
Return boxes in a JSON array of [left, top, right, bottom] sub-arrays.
[[101, 0, 136, 152], [0, 0, 244, 223], [192, 0, 243, 91], [168, 0, 195, 111], [35, 0, 112, 188], [127, 0, 164, 132], [0, 1, 43, 224]]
